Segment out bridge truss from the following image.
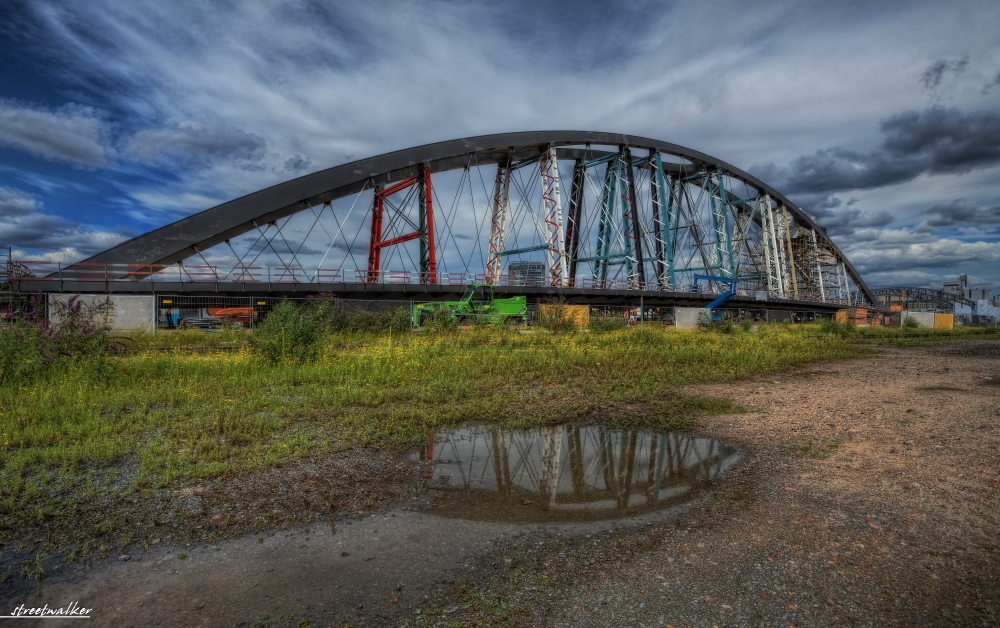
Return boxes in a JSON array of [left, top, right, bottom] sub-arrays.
[[870, 287, 977, 312], [26, 132, 872, 306]]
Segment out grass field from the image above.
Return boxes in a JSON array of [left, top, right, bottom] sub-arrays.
[[0, 321, 996, 547]]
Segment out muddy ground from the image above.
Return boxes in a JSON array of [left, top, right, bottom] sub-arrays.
[[2, 339, 998, 627]]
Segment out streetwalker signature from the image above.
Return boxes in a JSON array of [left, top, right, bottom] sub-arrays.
[[3, 602, 92, 618]]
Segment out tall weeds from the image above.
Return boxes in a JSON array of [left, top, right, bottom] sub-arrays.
[[0, 295, 123, 385]]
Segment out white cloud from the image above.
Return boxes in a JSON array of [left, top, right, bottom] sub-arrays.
[[0, 185, 130, 256], [0, 99, 111, 166], [0, 185, 42, 216], [844, 228, 1000, 273]]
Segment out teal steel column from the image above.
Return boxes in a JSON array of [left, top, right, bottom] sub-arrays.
[[595, 158, 618, 284], [652, 152, 675, 290], [624, 148, 645, 288], [709, 168, 736, 278], [618, 150, 636, 285], [670, 177, 685, 289]]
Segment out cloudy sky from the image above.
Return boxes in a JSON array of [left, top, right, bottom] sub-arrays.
[[1, 0, 998, 292]]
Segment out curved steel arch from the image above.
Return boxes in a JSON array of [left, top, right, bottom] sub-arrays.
[[72, 131, 874, 302]]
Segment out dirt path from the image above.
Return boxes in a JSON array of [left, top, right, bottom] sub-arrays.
[[461, 340, 999, 628], [3, 340, 998, 627]]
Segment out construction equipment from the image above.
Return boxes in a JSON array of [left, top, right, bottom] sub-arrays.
[[413, 284, 527, 327], [693, 274, 739, 321]]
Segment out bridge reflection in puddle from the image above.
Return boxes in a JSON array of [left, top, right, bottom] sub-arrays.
[[413, 425, 740, 523]]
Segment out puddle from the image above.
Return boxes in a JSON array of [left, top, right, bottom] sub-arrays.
[[413, 425, 740, 522], [2, 427, 740, 626]]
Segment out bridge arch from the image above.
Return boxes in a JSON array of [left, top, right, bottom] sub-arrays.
[[62, 131, 873, 304]]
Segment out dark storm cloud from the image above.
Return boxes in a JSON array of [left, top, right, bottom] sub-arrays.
[[921, 199, 1000, 227], [127, 121, 267, 168], [920, 56, 968, 90], [751, 107, 1000, 194], [797, 193, 895, 237], [283, 154, 312, 172]]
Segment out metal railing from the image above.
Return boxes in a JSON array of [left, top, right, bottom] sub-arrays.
[[9, 260, 856, 305]]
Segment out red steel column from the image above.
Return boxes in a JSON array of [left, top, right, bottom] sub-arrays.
[[420, 166, 438, 284], [367, 191, 385, 282]]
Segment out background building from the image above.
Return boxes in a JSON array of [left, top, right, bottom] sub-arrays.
[[508, 262, 545, 287]]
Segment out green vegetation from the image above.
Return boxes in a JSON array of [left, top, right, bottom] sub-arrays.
[[0, 296, 123, 385], [1, 321, 855, 494], [813, 319, 998, 342], [0, 300, 996, 546]]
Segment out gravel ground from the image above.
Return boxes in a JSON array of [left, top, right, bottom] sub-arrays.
[[429, 340, 1000, 628], [3, 339, 998, 627]]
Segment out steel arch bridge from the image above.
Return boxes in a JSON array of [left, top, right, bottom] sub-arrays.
[[21, 132, 874, 308]]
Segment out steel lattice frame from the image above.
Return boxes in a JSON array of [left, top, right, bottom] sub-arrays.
[[60, 131, 875, 304], [870, 287, 976, 311]]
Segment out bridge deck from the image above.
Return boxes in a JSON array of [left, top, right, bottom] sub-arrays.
[[15, 279, 849, 311]]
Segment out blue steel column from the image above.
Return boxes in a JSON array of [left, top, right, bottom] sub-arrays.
[[709, 168, 736, 279], [565, 159, 585, 285], [617, 151, 635, 286], [624, 148, 645, 288], [651, 152, 675, 290], [669, 176, 685, 289], [595, 159, 618, 285]]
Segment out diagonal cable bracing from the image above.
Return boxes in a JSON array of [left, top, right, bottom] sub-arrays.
[[314, 180, 372, 278]]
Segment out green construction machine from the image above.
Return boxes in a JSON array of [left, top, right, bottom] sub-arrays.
[[413, 284, 528, 327]]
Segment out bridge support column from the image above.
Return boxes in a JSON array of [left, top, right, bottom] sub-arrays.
[[565, 159, 585, 286], [839, 262, 849, 304], [486, 158, 512, 286], [708, 168, 735, 279], [594, 157, 618, 286], [651, 152, 675, 290], [811, 229, 825, 302], [782, 206, 799, 299], [418, 166, 438, 284], [759, 194, 786, 298], [540, 145, 568, 287], [367, 170, 437, 284], [623, 148, 645, 289]]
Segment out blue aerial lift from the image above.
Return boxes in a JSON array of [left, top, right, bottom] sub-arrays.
[[692, 274, 738, 321]]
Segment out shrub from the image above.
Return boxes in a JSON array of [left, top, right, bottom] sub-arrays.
[[0, 295, 124, 385], [310, 293, 410, 334], [48, 295, 122, 361], [252, 300, 330, 363], [697, 312, 735, 334], [537, 297, 576, 334], [903, 316, 920, 329]]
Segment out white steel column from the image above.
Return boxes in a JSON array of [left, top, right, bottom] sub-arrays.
[[839, 262, 849, 303], [811, 230, 826, 302], [759, 194, 785, 297], [540, 146, 568, 286], [780, 207, 798, 298], [486, 161, 512, 285]]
